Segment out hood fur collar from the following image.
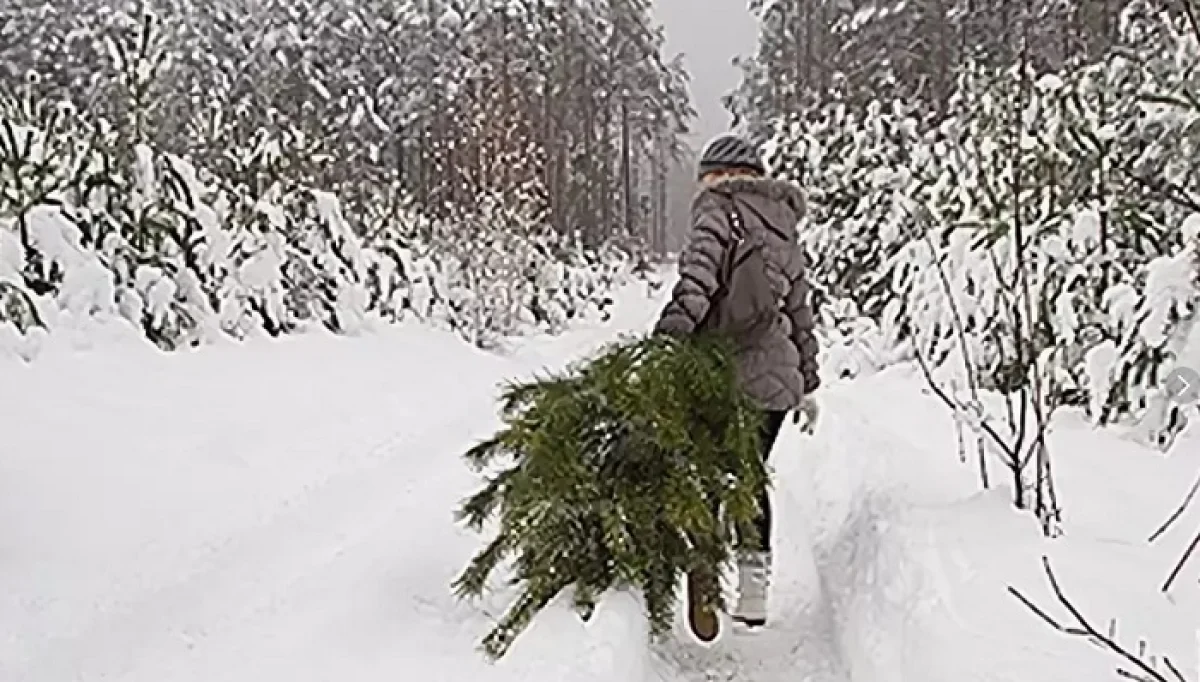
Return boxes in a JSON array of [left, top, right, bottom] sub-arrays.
[[705, 174, 806, 218]]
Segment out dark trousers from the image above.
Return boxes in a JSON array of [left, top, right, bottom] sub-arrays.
[[747, 410, 788, 553]]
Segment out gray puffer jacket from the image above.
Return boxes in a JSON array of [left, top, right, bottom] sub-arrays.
[[654, 174, 820, 411]]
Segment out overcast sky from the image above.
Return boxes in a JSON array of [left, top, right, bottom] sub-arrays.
[[652, 0, 758, 148]]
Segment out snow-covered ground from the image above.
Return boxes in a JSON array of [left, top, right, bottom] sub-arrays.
[[2, 278, 1198, 682]]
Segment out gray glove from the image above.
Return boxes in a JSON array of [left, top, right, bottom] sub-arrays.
[[793, 395, 819, 434]]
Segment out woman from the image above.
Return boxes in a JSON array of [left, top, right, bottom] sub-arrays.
[[654, 133, 820, 640]]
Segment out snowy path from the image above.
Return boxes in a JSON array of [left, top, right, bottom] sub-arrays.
[[3, 280, 1198, 682], [0, 281, 663, 682], [651, 343, 1200, 681]]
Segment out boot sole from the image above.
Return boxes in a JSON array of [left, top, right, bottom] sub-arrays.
[[685, 571, 720, 643]]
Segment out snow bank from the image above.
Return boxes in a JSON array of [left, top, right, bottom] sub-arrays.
[[783, 366, 1200, 682], [3, 271, 1197, 682], [0, 119, 635, 358], [0, 277, 664, 682]]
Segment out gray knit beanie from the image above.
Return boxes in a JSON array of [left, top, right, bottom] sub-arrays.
[[696, 133, 765, 179]]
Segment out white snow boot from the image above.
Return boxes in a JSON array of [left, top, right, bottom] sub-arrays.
[[732, 550, 771, 627]]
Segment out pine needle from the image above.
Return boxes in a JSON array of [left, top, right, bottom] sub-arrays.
[[451, 334, 765, 660]]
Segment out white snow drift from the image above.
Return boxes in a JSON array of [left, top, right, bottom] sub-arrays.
[[1, 278, 1198, 682]]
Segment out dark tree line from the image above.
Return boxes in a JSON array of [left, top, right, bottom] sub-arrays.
[[0, 0, 694, 352], [0, 0, 695, 252], [729, 0, 1159, 131]]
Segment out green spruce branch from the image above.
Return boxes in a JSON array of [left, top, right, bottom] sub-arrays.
[[452, 334, 766, 660]]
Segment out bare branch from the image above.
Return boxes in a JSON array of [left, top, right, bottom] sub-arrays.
[[1161, 527, 1200, 594], [1017, 413, 1054, 471], [913, 348, 1019, 462], [1007, 585, 1067, 631], [1025, 556, 1174, 682], [1119, 165, 1200, 214], [1119, 669, 1163, 682], [1148, 470, 1200, 543], [1164, 657, 1188, 682], [1179, 0, 1200, 46]]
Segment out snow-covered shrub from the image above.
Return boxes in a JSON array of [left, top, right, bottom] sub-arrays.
[[911, 49, 1200, 439], [816, 297, 905, 382], [765, 99, 928, 321], [752, 4, 1200, 532], [1098, 214, 1200, 451], [0, 90, 630, 356], [766, 6, 1200, 452], [0, 0, 686, 276]]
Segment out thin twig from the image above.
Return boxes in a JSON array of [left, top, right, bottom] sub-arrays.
[[1012, 557, 1190, 682], [1038, 557, 1172, 682], [1119, 165, 1200, 214], [1118, 669, 1160, 682], [1161, 528, 1200, 594], [1017, 413, 1054, 472], [1164, 656, 1188, 682], [1007, 585, 1073, 633], [906, 202, 990, 486], [914, 349, 1018, 462], [1180, 0, 1200, 46], [1148, 470, 1200, 543]]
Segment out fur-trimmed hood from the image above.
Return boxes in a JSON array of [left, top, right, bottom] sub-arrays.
[[700, 174, 806, 217], [693, 174, 807, 239]]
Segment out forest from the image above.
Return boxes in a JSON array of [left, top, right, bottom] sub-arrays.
[[2, 1, 1199, 677], [726, 0, 1200, 526], [2, 0, 1198, 475], [0, 0, 691, 351]]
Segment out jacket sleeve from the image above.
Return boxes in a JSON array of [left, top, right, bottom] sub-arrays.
[[653, 195, 731, 336], [785, 250, 821, 394]]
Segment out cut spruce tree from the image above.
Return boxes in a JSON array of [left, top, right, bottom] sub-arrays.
[[451, 334, 767, 660]]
